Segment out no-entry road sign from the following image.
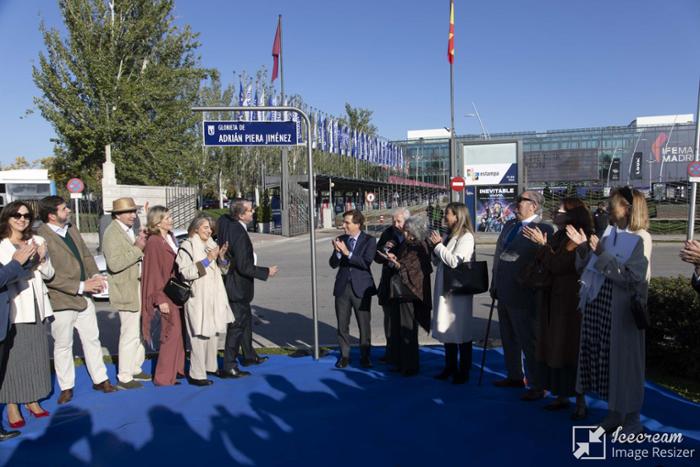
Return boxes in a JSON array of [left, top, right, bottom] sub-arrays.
[[450, 176, 466, 192]]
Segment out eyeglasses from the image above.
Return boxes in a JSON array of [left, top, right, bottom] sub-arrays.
[[516, 196, 534, 204], [11, 213, 32, 220]]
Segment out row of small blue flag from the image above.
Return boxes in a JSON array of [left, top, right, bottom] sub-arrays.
[[235, 79, 404, 169]]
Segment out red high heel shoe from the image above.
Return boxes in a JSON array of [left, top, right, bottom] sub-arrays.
[[25, 404, 50, 418], [8, 417, 25, 429]]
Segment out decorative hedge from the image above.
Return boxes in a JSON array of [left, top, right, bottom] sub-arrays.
[[647, 276, 700, 380]]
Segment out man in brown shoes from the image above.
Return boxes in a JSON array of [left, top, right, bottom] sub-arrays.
[[38, 196, 117, 404]]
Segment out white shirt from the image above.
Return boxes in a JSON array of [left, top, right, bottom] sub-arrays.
[[521, 214, 538, 226], [165, 233, 178, 254], [116, 219, 136, 243], [47, 221, 87, 295]]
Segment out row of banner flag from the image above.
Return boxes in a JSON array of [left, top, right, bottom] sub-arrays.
[[234, 78, 405, 169]]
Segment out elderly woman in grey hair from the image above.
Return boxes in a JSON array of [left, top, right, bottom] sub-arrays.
[[384, 216, 433, 376], [176, 215, 233, 386]]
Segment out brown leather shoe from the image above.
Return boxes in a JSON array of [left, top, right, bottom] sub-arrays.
[[492, 378, 525, 388], [92, 380, 117, 393], [520, 388, 546, 401], [57, 388, 73, 405]]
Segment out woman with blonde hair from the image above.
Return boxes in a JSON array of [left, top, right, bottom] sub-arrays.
[[176, 215, 232, 385], [429, 202, 476, 384], [141, 206, 185, 386], [568, 186, 651, 434]]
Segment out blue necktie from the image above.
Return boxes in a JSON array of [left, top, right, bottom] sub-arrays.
[[348, 237, 356, 252], [503, 221, 522, 248]]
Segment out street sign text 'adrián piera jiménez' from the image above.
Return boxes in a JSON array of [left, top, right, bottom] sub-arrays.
[[203, 121, 298, 146]]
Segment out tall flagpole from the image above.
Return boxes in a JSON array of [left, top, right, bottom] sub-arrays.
[[448, 0, 458, 202], [277, 15, 291, 236], [687, 79, 700, 241]]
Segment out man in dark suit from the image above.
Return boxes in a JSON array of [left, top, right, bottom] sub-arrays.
[[217, 199, 279, 378], [490, 190, 554, 401], [374, 208, 409, 362], [330, 209, 377, 369], [0, 242, 36, 441], [680, 239, 700, 294]]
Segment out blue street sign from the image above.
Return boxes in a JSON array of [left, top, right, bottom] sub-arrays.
[[203, 121, 298, 146]]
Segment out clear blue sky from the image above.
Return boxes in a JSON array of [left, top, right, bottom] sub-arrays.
[[1, 0, 699, 165]]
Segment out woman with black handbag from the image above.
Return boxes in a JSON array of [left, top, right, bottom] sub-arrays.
[[429, 202, 475, 384], [140, 206, 186, 386], [384, 217, 432, 376], [522, 198, 591, 419], [568, 187, 651, 435]]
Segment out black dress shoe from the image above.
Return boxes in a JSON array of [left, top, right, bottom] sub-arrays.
[[241, 356, 269, 367], [188, 377, 214, 386], [360, 357, 373, 369], [335, 357, 350, 369], [0, 428, 20, 442], [217, 368, 251, 379]]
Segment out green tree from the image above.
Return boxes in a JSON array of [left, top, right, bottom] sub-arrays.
[[338, 103, 377, 136], [32, 0, 210, 191]]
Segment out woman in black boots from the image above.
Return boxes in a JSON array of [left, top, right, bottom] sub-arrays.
[[429, 202, 476, 384]]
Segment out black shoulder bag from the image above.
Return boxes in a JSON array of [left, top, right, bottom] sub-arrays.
[[442, 236, 489, 295], [163, 244, 194, 306]]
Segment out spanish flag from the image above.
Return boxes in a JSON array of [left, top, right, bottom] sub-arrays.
[[447, 0, 455, 64]]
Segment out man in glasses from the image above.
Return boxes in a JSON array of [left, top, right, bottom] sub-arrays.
[[490, 190, 553, 401]]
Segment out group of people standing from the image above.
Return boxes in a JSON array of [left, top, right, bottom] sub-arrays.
[[328, 185, 653, 436], [0, 196, 278, 441], [491, 187, 651, 435], [329, 203, 477, 384]]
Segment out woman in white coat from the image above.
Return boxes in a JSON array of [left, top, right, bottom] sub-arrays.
[[429, 202, 475, 384], [0, 202, 54, 429], [176, 215, 233, 386]]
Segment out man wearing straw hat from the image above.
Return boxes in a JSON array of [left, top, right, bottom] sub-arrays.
[[103, 197, 150, 390]]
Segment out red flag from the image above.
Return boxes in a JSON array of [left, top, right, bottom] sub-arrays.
[[271, 19, 281, 82], [447, 0, 455, 64]]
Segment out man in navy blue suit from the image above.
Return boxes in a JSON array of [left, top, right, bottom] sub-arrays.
[[329, 210, 377, 369], [0, 242, 37, 441]]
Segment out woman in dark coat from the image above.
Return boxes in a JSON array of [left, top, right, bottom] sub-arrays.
[[141, 206, 185, 386], [385, 216, 432, 376], [523, 198, 592, 419]]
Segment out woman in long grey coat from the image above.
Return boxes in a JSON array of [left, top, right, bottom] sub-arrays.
[[568, 187, 651, 434]]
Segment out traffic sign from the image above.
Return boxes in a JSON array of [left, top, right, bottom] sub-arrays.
[[66, 178, 84, 193], [365, 192, 376, 203], [450, 176, 466, 192], [688, 161, 700, 183], [203, 121, 297, 146]]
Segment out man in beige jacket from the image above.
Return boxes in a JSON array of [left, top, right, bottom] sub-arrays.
[[102, 197, 149, 390], [38, 196, 117, 404]]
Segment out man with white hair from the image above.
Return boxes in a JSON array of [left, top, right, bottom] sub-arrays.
[[374, 207, 410, 362], [490, 190, 553, 401]]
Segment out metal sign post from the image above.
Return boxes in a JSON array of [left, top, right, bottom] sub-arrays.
[[688, 81, 700, 242], [66, 178, 85, 230], [192, 106, 320, 360]]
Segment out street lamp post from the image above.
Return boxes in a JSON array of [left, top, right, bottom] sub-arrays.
[[606, 147, 622, 188]]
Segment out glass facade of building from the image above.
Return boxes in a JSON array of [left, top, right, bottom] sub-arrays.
[[395, 121, 696, 192]]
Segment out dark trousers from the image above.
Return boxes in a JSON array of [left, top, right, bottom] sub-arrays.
[[381, 304, 392, 358], [223, 301, 257, 370], [389, 301, 419, 373], [335, 283, 371, 359]]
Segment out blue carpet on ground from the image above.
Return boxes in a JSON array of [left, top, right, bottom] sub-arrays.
[[0, 346, 698, 467]]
